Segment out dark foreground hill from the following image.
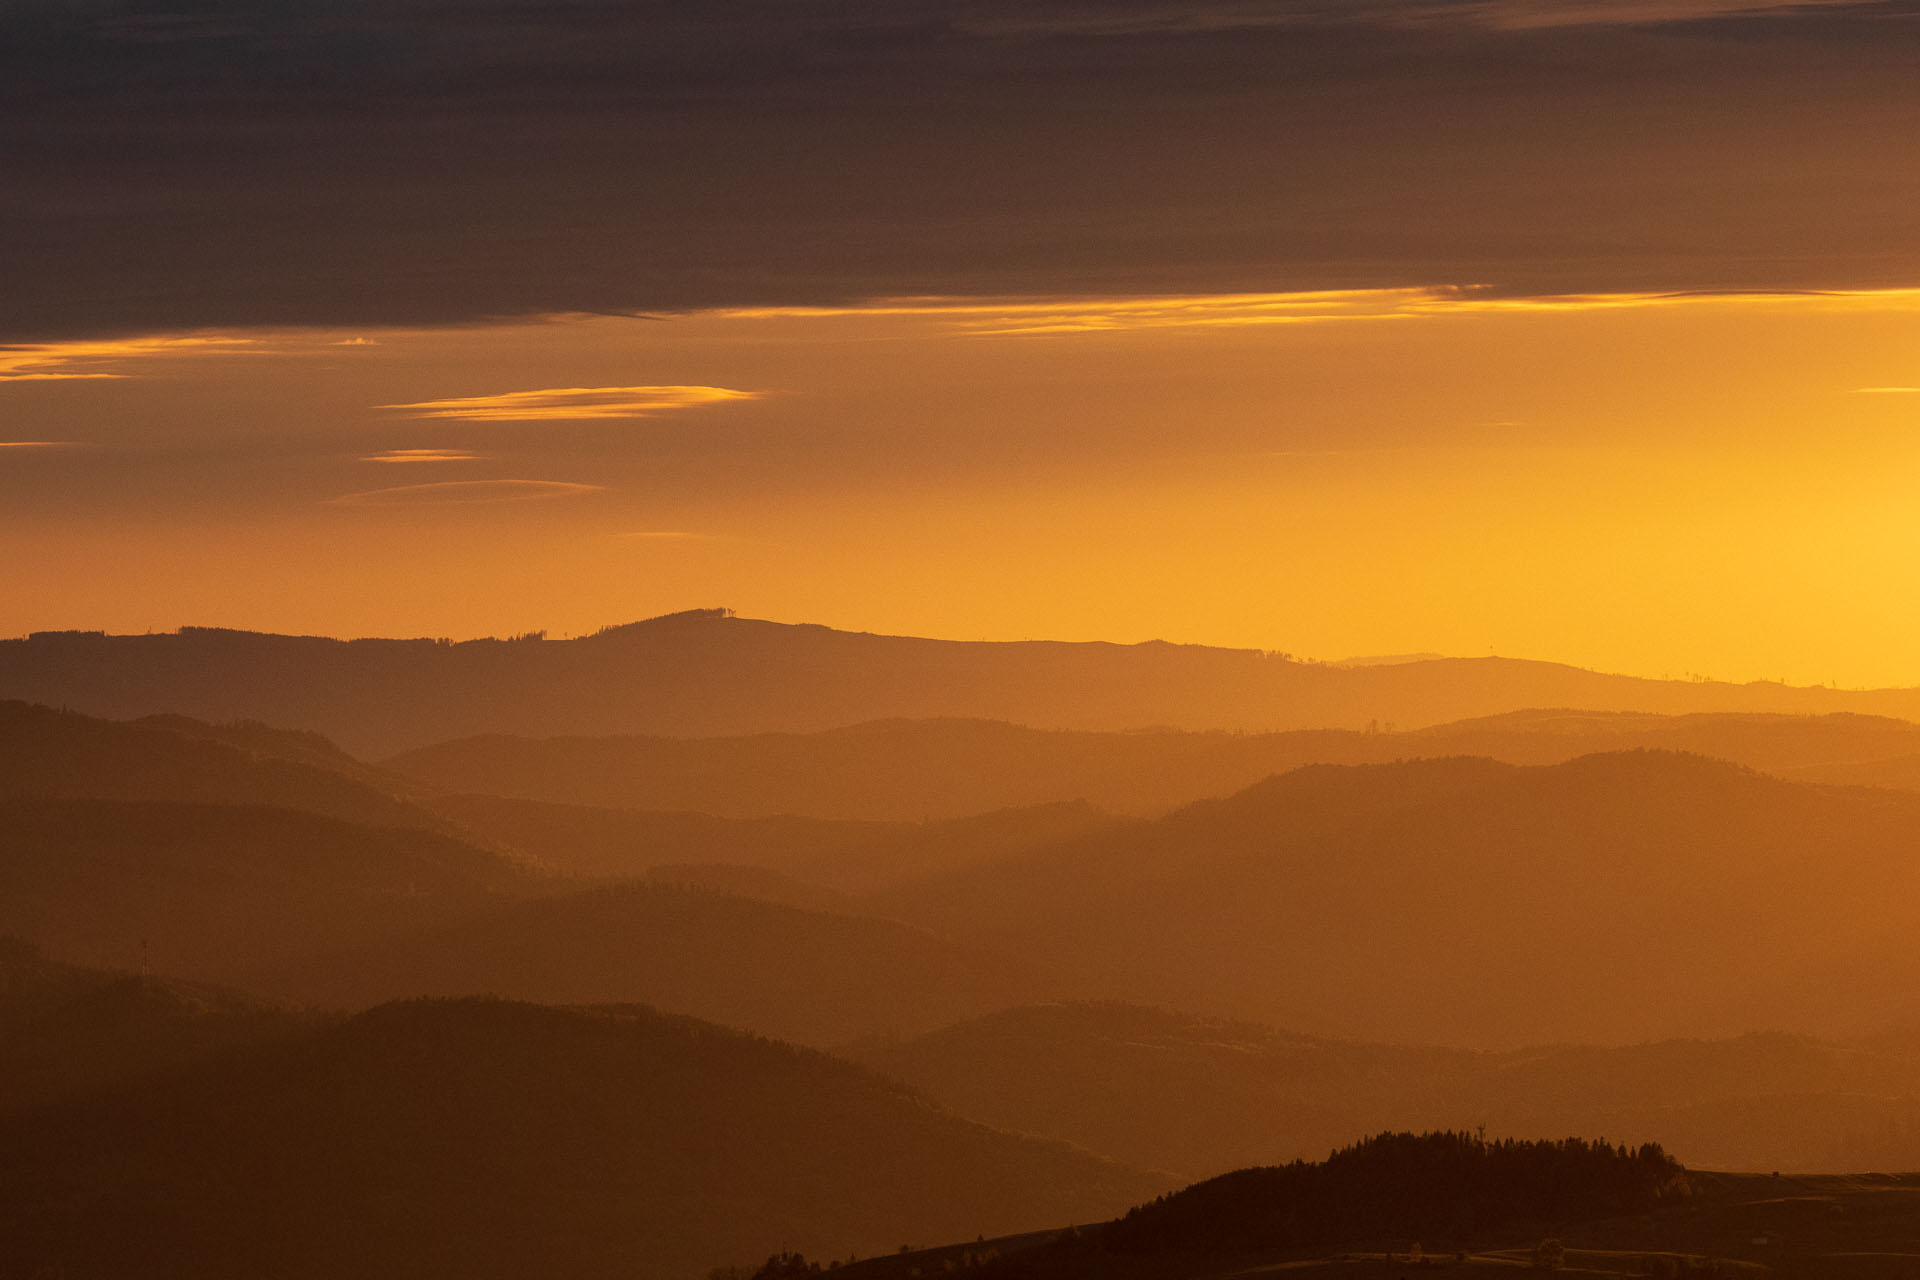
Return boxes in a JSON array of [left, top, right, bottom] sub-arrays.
[[843, 1165, 1920, 1280], [387, 710, 1920, 823], [10, 610, 1920, 755], [850, 1003, 1920, 1178], [257, 882, 1052, 1046], [872, 752, 1920, 1045], [1104, 1133, 1690, 1253], [0, 998, 1166, 1280]]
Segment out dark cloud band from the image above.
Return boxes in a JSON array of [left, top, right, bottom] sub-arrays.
[[3, 0, 1916, 341]]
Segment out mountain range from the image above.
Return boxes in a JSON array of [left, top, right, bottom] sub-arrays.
[[388, 707, 1920, 821], [9, 610, 1920, 756]]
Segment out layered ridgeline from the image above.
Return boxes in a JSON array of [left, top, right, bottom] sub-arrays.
[[850, 1002, 1920, 1178], [0, 939, 323, 1113], [866, 752, 1920, 1046], [0, 700, 451, 833], [0, 704, 1059, 1042], [257, 884, 1048, 1047], [428, 791, 1120, 887], [9, 610, 1920, 755], [0, 799, 1055, 1044], [389, 709, 1920, 821], [0, 998, 1166, 1280]]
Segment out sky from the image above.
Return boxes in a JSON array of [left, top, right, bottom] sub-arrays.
[[4, 0, 1920, 686]]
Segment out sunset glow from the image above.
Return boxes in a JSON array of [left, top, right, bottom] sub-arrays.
[[12, 4, 1920, 1272], [4, 286, 1918, 686]]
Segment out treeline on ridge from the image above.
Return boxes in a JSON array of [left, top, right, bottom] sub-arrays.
[[1104, 1132, 1690, 1254]]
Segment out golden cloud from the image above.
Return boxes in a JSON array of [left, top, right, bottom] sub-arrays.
[[713, 286, 1920, 337], [330, 479, 603, 506], [380, 385, 758, 422], [0, 336, 256, 382], [360, 449, 484, 463]]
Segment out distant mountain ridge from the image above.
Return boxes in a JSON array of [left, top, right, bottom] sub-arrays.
[[868, 751, 1920, 1046], [0, 700, 452, 833], [850, 1002, 1920, 1178], [387, 709, 1920, 821], [8, 610, 1920, 754]]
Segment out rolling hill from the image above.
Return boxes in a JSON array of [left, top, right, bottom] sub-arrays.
[[0, 939, 322, 1113], [0, 997, 1168, 1280], [10, 610, 1920, 755], [387, 710, 1920, 822], [254, 882, 1055, 1045], [429, 791, 1121, 889], [0, 797, 537, 983], [0, 700, 451, 834], [868, 752, 1920, 1046], [849, 1002, 1920, 1178]]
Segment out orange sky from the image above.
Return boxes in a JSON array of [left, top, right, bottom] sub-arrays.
[[5, 287, 1919, 687]]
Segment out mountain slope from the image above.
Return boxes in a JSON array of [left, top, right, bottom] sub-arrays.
[[0, 940, 322, 1113], [389, 710, 1920, 822], [430, 790, 1121, 889], [0, 700, 450, 833], [0, 797, 537, 983], [872, 752, 1920, 1045], [10, 611, 1920, 755], [0, 998, 1168, 1280], [256, 882, 1053, 1046], [850, 1002, 1920, 1178]]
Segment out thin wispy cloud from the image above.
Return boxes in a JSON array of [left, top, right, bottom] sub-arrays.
[[719, 290, 1432, 335], [721, 286, 1920, 337], [0, 336, 255, 382], [1853, 386, 1920, 394], [0, 440, 89, 449], [381, 386, 758, 422], [616, 530, 742, 542], [360, 449, 483, 463], [963, 0, 1869, 35], [330, 479, 603, 506]]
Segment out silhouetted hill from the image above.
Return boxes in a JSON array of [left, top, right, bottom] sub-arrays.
[[0, 998, 1166, 1280], [0, 700, 451, 833], [841, 1168, 1920, 1280], [10, 612, 1920, 755], [0, 940, 322, 1112], [429, 791, 1118, 889], [1104, 1133, 1689, 1254], [256, 882, 1053, 1046], [871, 752, 1920, 1045], [389, 710, 1920, 822], [0, 797, 537, 983], [850, 1003, 1920, 1178]]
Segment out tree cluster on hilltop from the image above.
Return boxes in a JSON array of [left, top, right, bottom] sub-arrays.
[[1104, 1132, 1689, 1254]]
